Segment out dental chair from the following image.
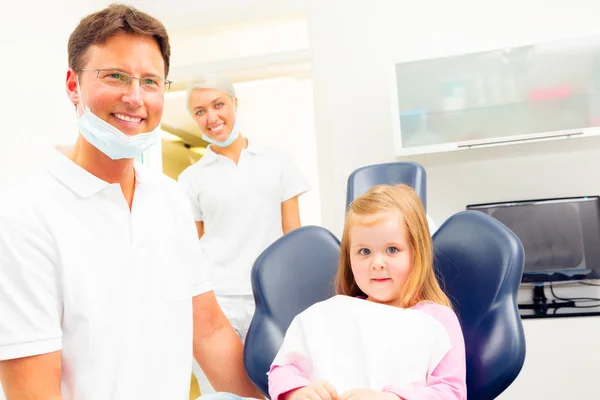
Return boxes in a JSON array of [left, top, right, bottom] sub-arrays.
[[244, 211, 526, 399]]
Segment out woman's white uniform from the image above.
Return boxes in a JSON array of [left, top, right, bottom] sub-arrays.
[[178, 139, 309, 392]]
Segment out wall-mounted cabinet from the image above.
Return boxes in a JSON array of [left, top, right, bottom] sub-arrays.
[[390, 34, 600, 156]]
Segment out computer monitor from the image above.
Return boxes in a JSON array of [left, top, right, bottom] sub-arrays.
[[466, 196, 600, 283]]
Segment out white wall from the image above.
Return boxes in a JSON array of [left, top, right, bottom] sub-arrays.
[[0, 1, 93, 190], [424, 137, 600, 225], [307, 0, 600, 237]]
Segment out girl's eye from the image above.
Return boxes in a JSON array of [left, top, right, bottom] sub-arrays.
[[195, 110, 204, 116], [215, 102, 224, 108], [387, 247, 399, 254], [359, 248, 370, 256]]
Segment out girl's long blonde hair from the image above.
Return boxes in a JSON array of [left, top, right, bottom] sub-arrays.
[[336, 184, 451, 308]]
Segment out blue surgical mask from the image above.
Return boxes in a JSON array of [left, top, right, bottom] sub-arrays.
[[202, 120, 240, 148], [75, 82, 159, 160]]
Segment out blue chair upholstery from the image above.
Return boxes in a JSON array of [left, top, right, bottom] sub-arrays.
[[243, 226, 341, 396], [244, 212, 526, 399], [346, 162, 427, 210], [433, 211, 526, 399]]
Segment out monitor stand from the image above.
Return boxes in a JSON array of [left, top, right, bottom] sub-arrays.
[[518, 285, 576, 316]]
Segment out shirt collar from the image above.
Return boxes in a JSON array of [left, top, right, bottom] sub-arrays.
[[202, 138, 265, 165], [48, 150, 146, 198], [200, 146, 219, 165]]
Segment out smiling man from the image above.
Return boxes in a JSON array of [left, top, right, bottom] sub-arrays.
[[0, 4, 261, 400]]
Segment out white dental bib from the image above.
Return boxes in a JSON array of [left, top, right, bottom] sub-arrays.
[[271, 295, 451, 393]]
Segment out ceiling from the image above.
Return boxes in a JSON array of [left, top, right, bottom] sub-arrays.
[[92, 0, 308, 31]]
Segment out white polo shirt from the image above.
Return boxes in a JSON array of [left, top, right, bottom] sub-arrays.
[[0, 152, 211, 400], [178, 140, 310, 296]]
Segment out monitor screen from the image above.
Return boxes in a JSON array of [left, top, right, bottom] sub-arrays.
[[466, 196, 600, 283]]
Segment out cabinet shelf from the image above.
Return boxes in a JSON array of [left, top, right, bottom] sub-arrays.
[[396, 128, 600, 167]]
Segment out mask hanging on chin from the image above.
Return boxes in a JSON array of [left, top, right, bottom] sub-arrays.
[[75, 81, 159, 160], [202, 120, 240, 148]]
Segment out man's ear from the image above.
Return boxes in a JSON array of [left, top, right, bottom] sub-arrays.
[[66, 69, 80, 107]]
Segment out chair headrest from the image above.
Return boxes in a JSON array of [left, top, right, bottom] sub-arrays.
[[346, 162, 427, 210]]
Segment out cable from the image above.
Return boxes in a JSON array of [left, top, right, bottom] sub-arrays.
[[549, 283, 600, 301], [549, 283, 600, 302]]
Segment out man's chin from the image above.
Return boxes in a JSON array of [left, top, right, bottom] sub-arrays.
[[120, 125, 151, 137]]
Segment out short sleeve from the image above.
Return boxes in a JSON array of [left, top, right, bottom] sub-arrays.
[[178, 168, 204, 222], [173, 187, 212, 297], [187, 240, 212, 297], [0, 218, 62, 360], [279, 152, 310, 202]]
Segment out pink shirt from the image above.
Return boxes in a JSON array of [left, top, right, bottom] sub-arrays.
[[268, 301, 466, 400]]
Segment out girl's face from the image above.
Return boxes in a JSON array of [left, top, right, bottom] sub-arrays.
[[189, 88, 237, 142], [349, 211, 414, 306]]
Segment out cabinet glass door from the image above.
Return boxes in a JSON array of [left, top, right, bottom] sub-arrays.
[[393, 34, 600, 149]]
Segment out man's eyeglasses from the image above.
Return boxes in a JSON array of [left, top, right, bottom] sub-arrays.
[[78, 69, 172, 93]]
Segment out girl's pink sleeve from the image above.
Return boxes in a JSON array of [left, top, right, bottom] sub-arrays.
[[268, 363, 312, 400]]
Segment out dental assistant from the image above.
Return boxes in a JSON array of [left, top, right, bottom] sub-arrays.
[[178, 74, 309, 343]]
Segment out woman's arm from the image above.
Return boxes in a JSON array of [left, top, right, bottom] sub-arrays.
[[195, 221, 205, 239], [281, 196, 301, 234]]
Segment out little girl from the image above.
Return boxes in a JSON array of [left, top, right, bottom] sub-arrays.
[[267, 184, 466, 400], [198, 184, 466, 400]]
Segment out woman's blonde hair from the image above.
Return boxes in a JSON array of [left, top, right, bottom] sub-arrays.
[[186, 72, 236, 112], [335, 184, 451, 308]]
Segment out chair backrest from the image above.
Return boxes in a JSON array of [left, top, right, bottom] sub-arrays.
[[243, 226, 341, 395], [346, 162, 427, 210], [433, 210, 526, 400]]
